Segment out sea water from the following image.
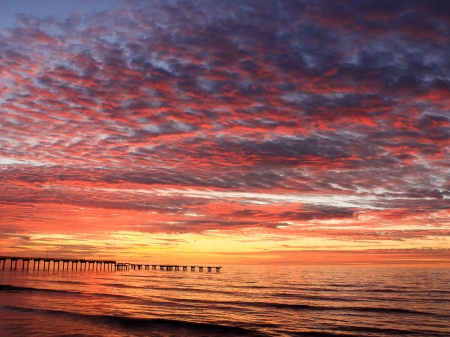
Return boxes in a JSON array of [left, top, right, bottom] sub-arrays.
[[1, 264, 449, 336]]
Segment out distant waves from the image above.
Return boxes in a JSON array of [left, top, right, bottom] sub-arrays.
[[1, 265, 450, 336]]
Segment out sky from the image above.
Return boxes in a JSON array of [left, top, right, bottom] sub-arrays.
[[1, 0, 450, 265]]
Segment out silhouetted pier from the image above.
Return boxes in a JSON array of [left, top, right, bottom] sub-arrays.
[[0, 256, 222, 273], [0, 256, 116, 272]]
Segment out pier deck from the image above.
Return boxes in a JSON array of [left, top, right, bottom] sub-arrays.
[[0, 256, 222, 273]]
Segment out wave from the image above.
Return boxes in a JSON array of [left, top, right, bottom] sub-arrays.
[[286, 322, 446, 336], [104, 282, 138, 289], [2, 284, 445, 320], [270, 292, 357, 302], [171, 297, 445, 318], [0, 284, 147, 303], [43, 280, 87, 286], [336, 324, 421, 335], [1, 305, 265, 336], [104, 282, 244, 298], [265, 302, 443, 316], [326, 283, 356, 288], [0, 284, 82, 295], [365, 288, 412, 293]]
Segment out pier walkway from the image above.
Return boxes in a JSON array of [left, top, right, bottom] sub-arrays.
[[0, 256, 222, 273]]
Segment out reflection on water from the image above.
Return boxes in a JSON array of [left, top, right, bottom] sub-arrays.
[[1, 265, 449, 336]]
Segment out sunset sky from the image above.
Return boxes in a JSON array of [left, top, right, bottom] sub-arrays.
[[1, 0, 450, 265]]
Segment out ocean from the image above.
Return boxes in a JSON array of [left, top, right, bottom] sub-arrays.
[[0, 264, 449, 336]]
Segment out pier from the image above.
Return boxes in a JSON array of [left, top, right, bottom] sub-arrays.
[[0, 256, 222, 273]]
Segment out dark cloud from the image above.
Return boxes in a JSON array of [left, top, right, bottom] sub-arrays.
[[1, 0, 450, 259]]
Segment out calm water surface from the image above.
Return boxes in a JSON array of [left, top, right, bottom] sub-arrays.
[[1, 264, 449, 336]]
